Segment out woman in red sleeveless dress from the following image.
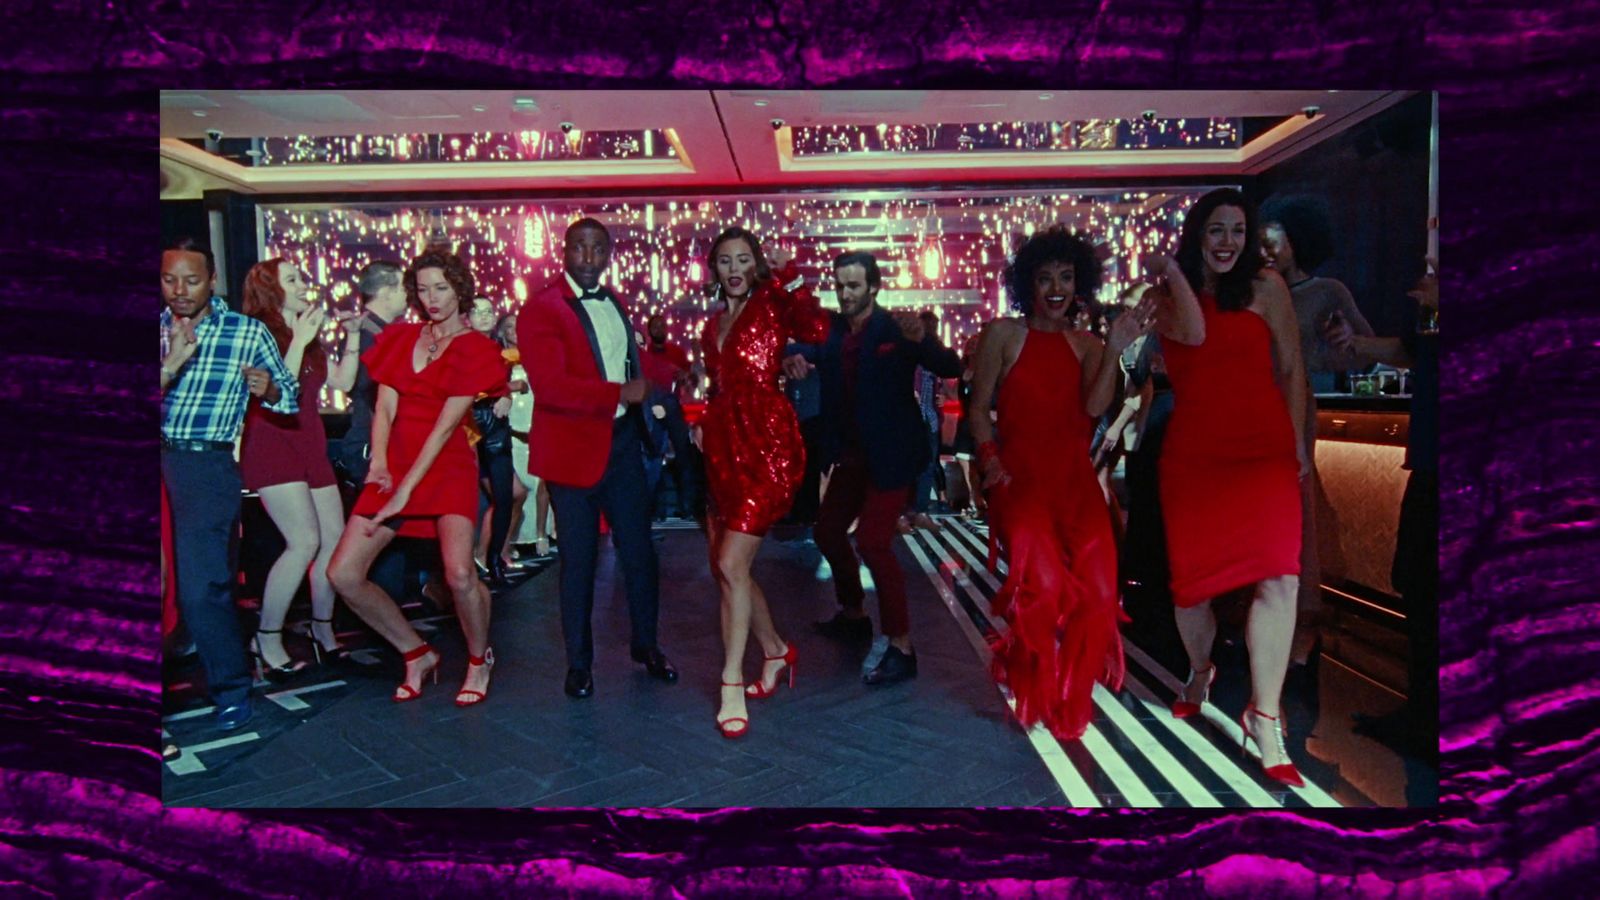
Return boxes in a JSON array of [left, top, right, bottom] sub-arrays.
[[239, 258, 353, 678], [327, 247, 508, 708], [968, 229, 1154, 740], [1152, 188, 1310, 786], [695, 227, 830, 738]]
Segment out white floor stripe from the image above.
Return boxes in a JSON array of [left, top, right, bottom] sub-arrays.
[[913, 529, 1161, 807], [162, 706, 216, 724], [1123, 642, 1343, 807], [912, 530, 1000, 628], [944, 517, 1008, 576], [902, 535, 1101, 808], [1078, 724, 1162, 807], [264, 680, 349, 711], [1089, 682, 1221, 807], [1120, 673, 1282, 807], [163, 732, 260, 775], [921, 521, 1003, 594]]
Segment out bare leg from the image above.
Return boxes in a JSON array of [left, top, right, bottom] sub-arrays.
[[505, 476, 528, 565], [255, 482, 320, 669], [475, 478, 493, 567], [1245, 574, 1299, 768], [328, 517, 438, 697], [747, 577, 790, 693], [438, 513, 493, 699], [715, 529, 770, 730], [1173, 599, 1217, 706], [533, 479, 552, 554], [307, 485, 348, 652]]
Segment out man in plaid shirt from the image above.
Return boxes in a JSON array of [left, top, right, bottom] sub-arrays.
[[159, 237, 314, 731]]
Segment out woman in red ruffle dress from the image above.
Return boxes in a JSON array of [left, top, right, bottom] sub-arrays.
[[327, 247, 508, 709]]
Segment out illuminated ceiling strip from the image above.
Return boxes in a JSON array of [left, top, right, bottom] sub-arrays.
[[778, 146, 1245, 172], [160, 138, 694, 187], [662, 128, 695, 173]]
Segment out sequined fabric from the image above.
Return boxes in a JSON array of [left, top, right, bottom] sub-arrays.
[[699, 267, 830, 535]]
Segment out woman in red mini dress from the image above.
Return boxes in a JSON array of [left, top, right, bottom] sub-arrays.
[[968, 228, 1155, 740], [327, 247, 508, 707], [239, 258, 352, 677], [695, 227, 830, 738], [1151, 188, 1311, 786]]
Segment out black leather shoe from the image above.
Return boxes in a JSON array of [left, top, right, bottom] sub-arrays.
[[564, 668, 594, 699], [215, 700, 254, 731], [630, 647, 679, 683], [863, 645, 918, 686], [814, 610, 873, 642]]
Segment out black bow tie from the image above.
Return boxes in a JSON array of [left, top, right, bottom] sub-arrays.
[[577, 288, 606, 302]]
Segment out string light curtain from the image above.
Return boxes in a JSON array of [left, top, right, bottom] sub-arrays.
[[261, 188, 1210, 410]]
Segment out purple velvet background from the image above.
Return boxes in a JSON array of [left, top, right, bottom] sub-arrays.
[[2, 1, 1596, 893]]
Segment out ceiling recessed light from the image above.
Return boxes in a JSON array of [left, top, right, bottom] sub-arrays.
[[472, 105, 487, 112], [513, 97, 538, 108], [753, 100, 770, 107], [1038, 93, 1055, 100], [192, 110, 207, 117]]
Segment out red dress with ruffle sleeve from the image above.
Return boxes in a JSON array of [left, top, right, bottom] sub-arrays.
[[698, 264, 831, 536], [351, 322, 508, 538]]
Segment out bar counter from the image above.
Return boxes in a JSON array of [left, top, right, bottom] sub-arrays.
[[1312, 394, 1411, 610]]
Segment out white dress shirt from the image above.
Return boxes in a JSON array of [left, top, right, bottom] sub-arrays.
[[567, 273, 628, 418]]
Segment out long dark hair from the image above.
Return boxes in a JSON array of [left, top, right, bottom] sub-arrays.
[[1175, 188, 1263, 312], [707, 227, 771, 301]]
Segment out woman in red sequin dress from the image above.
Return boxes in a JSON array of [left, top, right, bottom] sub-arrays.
[[1153, 188, 1310, 787], [968, 228, 1154, 740], [695, 227, 830, 738], [327, 247, 508, 708]]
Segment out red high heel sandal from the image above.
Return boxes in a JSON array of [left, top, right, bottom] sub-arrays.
[[745, 644, 798, 699], [1170, 664, 1216, 719], [1240, 705, 1305, 788], [393, 642, 439, 703], [454, 647, 495, 707], [717, 682, 750, 738]]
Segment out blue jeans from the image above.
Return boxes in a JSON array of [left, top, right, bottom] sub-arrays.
[[161, 447, 251, 709]]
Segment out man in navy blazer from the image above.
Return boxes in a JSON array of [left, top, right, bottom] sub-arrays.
[[782, 252, 962, 685]]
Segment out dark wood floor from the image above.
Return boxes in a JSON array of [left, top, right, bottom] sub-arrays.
[[162, 517, 1433, 808]]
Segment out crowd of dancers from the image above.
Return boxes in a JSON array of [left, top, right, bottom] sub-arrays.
[[161, 187, 1439, 784]]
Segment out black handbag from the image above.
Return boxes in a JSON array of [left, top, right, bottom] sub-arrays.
[[473, 402, 512, 454]]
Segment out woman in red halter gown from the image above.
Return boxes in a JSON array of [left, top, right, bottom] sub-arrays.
[[327, 246, 509, 710], [968, 229, 1155, 740], [695, 227, 830, 739], [1152, 188, 1310, 787]]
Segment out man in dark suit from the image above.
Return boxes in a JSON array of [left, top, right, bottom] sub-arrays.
[[517, 218, 678, 699], [782, 251, 963, 685]]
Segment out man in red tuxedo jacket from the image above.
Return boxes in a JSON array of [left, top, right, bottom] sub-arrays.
[[517, 218, 678, 699]]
